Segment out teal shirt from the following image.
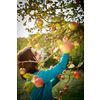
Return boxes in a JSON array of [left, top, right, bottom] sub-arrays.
[[27, 53, 69, 100]]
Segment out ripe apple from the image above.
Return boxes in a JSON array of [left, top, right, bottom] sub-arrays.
[[19, 68, 26, 75], [31, 75, 40, 83], [74, 72, 81, 79], [56, 74, 61, 79], [77, 40, 79, 42], [29, 43, 32, 47], [37, 43, 41, 46], [63, 70, 66, 73], [59, 98, 62, 100], [69, 22, 78, 30], [64, 87, 68, 91], [59, 91, 64, 96], [60, 42, 74, 53], [52, 27, 56, 31], [38, 19, 43, 25], [50, 65, 53, 69], [63, 35, 69, 42], [32, 39, 36, 42], [66, 84, 69, 88], [76, 0, 79, 3], [61, 76, 65, 80], [34, 78, 44, 88], [69, 61, 72, 64]]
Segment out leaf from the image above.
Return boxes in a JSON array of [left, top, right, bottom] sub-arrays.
[[23, 82, 31, 89], [23, 73, 31, 79], [68, 64, 75, 69], [76, 61, 84, 68], [70, 71, 76, 73], [23, 21, 26, 26], [26, 82, 34, 93]]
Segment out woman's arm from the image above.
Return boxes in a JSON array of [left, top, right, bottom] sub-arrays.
[[50, 77, 60, 87], [38, 53, 69, 83]]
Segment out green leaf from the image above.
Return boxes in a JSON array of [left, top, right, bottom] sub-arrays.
[[23, 73, 31, 79], [23, 21, 26, 26], [26, 82, 34, 93], [23, 82, 31, 89]]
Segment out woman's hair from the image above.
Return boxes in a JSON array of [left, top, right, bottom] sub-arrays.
[[17, 46, 39, 80]]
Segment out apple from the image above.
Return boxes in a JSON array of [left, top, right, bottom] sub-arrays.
[[31, 75, 40, 83], [74, 72, 81, 79], [59, 98, 62, 100], [32, 39, 36, 42], [76, 0, 79, 3], [63, 70, 66, 73], [60, 42, 74, 53], [38, 19, 43, 25], [69, 61, 72, 64], [52, 27, 56, 31], [59, 91, 64, 96], [29, 43, 32, 47], [50, 65, 53, 69], [63, 35, 69, 42], [64, 87, 68, 91], [69, 22, 78, 30], [77, 40, 79, 42], [56, 57, 60, 60], [34, 78, 44, 88], [66, 84, 69, 88], [19, 68, 26, 75], [37, 43, 41, 46], [61, 76, 65, 80], [56, 74, 61, 79]]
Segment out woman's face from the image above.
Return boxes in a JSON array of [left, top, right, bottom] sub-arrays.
[[31, 48, 44, 62]]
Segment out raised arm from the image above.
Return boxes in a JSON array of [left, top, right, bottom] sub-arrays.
[[38, 53, 69, 83]]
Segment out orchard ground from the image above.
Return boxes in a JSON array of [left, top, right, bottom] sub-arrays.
[[17, 67, 84, 100]]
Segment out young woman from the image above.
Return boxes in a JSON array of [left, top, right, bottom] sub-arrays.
[[17, 46, 70, 100]]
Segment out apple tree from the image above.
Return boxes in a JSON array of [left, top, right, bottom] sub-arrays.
[[17, 0, 84, 99]]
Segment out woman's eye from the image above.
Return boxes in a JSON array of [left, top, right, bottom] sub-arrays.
[[34, 52, 37, 56]]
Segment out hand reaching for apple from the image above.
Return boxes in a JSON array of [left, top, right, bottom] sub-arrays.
[[60, 41, 74, 54]]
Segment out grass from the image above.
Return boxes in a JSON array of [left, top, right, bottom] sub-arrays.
[[17, 67, 84, 100]]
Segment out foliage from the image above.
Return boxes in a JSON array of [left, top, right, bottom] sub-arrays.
[[17, 0, 84, 99]]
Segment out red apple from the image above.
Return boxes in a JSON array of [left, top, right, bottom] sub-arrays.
[[37, 43, 41, 46], [77, 40, 79, 42], [63, 70, 66, 73], [52, 27, 56, 31], [50, 65, 53, 68], [56, 74, 61, 79], [76, 0, 79, 3], [63, 35, 69, 42], [60, 42, 74, 53], [31, 75, 40, 83], [34, 78, 44, 88], [61, 76, 65, 80], [69, 61, 72, 64], [32, 39, 36, 42], [19, 68, 26, 75], [59, 91, 64, 95], [74, 72, 81, 79], [66, 84, 69, 88], [64, 87, 68, 91], [69, 22, 78, 30], [38, 19, 43, 25], [29, 43, 32, 47], [59, 98, 62, 100]]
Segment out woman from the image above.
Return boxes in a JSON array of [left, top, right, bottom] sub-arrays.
[[17, 46, 69, 100]]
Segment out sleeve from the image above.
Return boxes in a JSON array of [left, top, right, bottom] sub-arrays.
[[39, 53, 69, 83], [50, 77, 60, 87]]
